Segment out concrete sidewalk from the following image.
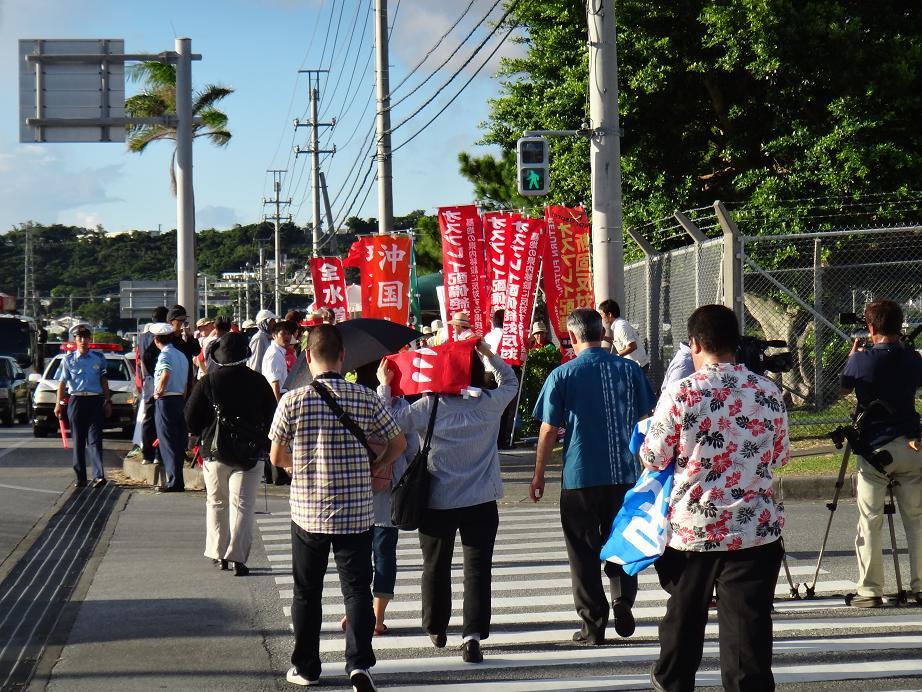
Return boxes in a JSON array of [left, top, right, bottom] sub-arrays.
[[39, 490, 280, 692]]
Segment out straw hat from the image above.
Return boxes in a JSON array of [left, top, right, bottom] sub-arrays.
[[450, 311, 471, 328]]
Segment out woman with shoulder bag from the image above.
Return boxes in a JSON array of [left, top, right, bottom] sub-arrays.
[[376, 340, 518, 664], [185, 332, 277, 576]]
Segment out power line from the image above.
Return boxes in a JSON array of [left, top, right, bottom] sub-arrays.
[[391, 22, 517, 153], [387, 0, 517, 134]]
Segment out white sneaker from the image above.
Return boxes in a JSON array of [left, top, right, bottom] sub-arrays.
[[286, 667, 319, 686], [350, 668, 377, 692]]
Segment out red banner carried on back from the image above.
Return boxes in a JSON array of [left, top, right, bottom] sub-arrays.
[[385, 338, 477, 396], [309, 257, 349, 323], [343, 235, 412, 324], [482, 211, 520, 323], [544, 206, 593, 363], [437, 205, 488, 340], [499, 217, 545, 365]]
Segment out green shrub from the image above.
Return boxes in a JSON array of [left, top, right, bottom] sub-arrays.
[[516, 345, 562, 438]]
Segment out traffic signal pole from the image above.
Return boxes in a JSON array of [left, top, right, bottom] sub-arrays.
[[588, 0, 625, 306]]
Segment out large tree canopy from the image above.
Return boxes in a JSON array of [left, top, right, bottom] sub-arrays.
[[466, 0, 922, 244]]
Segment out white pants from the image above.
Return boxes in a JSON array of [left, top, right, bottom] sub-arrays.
[[855, 436, 922, 596], [203, 458, 261, 564]]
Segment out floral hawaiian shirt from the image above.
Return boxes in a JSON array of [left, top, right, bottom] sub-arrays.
[[640, 362, 789, 552]]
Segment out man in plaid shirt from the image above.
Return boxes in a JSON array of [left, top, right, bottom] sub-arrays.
[[269, 325, 406, 691]]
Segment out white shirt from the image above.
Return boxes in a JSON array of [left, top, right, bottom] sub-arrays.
[[610, 317, 649, 367], [484, 327, 503, 352], [261, 342, 288, 390]]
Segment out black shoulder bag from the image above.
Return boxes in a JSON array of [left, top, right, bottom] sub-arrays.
[[310, 381, 377, 462], [390, 396, 440, 531], [205, 377, 268, 470]]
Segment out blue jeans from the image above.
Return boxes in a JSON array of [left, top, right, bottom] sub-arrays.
[[372, 526, 399, 598], [154, 396, 186, 490], [67, 396, 104, 482], [290, 524, 375, 678]]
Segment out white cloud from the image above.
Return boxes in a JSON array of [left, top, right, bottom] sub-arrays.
[[61, 210, 106, 229], [0, 146, 124, 231], [196, 205, 239, 230]]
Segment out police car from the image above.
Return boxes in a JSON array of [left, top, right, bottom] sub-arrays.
[[30, 342, 138, 438]]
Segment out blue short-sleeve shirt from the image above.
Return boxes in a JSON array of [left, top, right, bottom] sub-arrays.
[[841, 342, 922, 448], [154, 344, 189, 395], [59, 351, 107, 394], [532, 347, 657, 489]]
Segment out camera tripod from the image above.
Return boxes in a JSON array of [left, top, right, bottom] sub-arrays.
[[800, 439, 910, 605]]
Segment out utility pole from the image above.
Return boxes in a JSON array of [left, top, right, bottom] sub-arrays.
[[23, 226, 35, 316], [244, 264, 251, 321], [320, 172, 338, 255], [587, 2, 625, 305], [258, 245, 266, 312], [263, 170, 291, 317], [295, 70, 335, 255], [374, 0, 394, 235], [175, 37, 197, 315]]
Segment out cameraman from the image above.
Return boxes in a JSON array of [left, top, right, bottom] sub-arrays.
[[840, 299, 922, 607]]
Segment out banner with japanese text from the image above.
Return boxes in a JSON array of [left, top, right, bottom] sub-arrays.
[[308, 256, 349, 322], [437, 205, 488, 339], [343, 235, 412, 324], [544, 206, 593, 363], [499, 217, 545, 365], [482, 211, 521, 323]]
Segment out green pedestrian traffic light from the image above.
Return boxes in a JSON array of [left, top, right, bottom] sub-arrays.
[[516, 136, 550, 196]]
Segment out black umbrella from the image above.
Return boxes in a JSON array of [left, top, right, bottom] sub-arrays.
[[284, 318, 423, 390]]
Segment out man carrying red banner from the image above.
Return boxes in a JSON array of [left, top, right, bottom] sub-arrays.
[[377, 338, 517, 664]]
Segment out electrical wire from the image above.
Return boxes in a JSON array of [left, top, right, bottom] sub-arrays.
[[388, 0, 506, 111]]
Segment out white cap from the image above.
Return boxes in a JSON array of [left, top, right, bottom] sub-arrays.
[[149, 322, 173, 337], [255, 309, 278, 323]]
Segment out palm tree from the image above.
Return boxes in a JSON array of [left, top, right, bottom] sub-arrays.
[[124, 62, 233, 194]]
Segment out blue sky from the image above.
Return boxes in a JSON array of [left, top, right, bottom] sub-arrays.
[[1, 0, 517, 234]]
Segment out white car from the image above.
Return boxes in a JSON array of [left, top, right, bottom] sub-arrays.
[[30, 346, 139, 438]]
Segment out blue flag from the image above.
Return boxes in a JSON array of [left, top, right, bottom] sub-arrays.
[[600, 466, 675, 576]]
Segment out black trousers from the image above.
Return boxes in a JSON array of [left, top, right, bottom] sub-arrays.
[[290, 524, 375, 678], [419, 501, 499, 640], [67, 396, 104, 483], [653, 540, 783, 692], [560, 484, 637, 639]]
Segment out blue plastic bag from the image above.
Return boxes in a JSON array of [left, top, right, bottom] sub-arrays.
[[600, 465, 675, 576]]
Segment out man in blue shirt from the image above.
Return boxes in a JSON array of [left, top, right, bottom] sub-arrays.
[[531, 308, 656, 644], [55, 327, 112, 488], [152, 323, 190, 492], [840, 299, 922, 607]]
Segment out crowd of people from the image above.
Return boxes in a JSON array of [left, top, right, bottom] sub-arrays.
[[53, 295, 922, 692]]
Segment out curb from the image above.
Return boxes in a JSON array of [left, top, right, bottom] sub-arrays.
[[121, 455, 205, 490], [776, 473, 854, 502]]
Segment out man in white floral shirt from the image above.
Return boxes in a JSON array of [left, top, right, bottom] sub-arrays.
[[641, 304, 789, 692]]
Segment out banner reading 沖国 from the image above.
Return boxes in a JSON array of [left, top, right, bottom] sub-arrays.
[[544, 205, 593, 362], [343, 235, 412, 323], [482, 211, 520, 323], [437, 205, 488, 339], [499, 217, 545, 365], [308, 256, 349, 322]]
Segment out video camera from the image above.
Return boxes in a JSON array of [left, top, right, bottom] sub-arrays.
[[839, 311, 922, 350], [828, 400, 895, 474], [737, 336, 794, 376]]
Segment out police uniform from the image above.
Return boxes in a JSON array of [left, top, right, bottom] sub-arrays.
[[59, 349, 109, 485], [151, 323, 190, 491]]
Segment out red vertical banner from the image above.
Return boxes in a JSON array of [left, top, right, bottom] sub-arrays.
[[437, 205, 488, 339], [482, 211, 520, 324], [544, 206, 594, 362], [342, 235, 412, 323], [499, 217, 545, 365], [309, 257, 349, 322]]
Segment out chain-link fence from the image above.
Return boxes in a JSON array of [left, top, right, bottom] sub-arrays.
[[623, 205, 922, 448], [741, 225, 922, 443]]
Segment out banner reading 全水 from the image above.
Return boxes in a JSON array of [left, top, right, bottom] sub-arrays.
[[308, 256, 349, 322]]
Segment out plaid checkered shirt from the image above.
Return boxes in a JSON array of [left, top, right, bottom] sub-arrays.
[[268, 376, 402, 534]]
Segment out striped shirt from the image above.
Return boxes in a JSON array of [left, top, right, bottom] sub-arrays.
[[268, 375, 402, 534]]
